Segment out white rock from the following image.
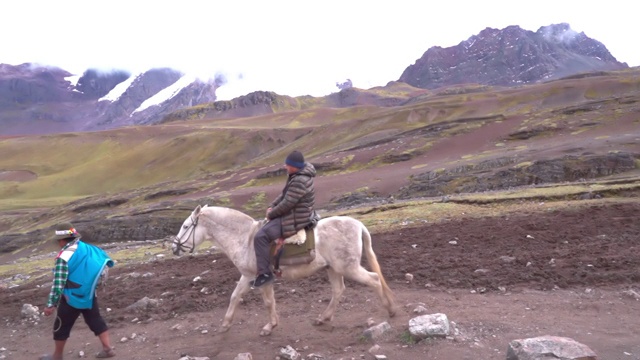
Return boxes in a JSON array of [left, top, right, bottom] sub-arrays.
[[279, 345, 301, 360], [412, 305, 428, 314], [409, 313, 451, 339], [362, 321, 392, 340], [234, 353, 253, 360], [21, 304, 39, 318]]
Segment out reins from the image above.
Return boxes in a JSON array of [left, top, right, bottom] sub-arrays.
[[173, 215, 199, 254]]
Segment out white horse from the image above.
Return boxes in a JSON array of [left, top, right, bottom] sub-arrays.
[[171, 205, 396, 336]]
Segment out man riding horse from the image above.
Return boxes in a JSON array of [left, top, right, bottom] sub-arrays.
[[251, 150, 316, 288]]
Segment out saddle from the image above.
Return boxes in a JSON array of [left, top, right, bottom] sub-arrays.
[[270, 227, 316, 269]]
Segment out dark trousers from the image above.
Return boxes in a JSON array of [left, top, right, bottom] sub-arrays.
[[53, 296, 108, 341], [254, 217, 282, 275]]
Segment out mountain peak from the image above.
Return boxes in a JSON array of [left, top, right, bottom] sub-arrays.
[[399, 23, 627, 89]]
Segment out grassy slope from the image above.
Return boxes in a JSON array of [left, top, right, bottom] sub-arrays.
[[1, 68, 639, 275], [0, 69, 638, 209]]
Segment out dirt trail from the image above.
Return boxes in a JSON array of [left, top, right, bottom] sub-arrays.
[[1, 201, 639, 359]]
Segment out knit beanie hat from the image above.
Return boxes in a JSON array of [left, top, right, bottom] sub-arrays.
[[285, 150, 305, 168], [50, 222, 81, 241]]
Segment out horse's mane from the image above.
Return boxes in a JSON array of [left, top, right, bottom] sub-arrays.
[[199, 205, 261, 244], [200, 205, 256, 228], [200, 205, 257, 223]]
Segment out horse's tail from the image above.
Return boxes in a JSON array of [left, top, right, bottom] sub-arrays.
[[361, 223, 396, 314]]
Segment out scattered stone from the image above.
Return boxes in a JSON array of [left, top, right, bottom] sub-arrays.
[[362, 321, 392, 340], [193, 276, 202, 282], [78, 350, 85, 357], [404, 273, 414, 282], [622, 289, 640, 301], [200, 287, 212, 294], [448, 240, 458, 245], [413, 305, 428, 314], [234, 353, 252, 360], [526, 235, 534, 239], [126, 296, 160, 312], [305, 354, 324, 359], [179, 357, 210, 360], [366, 317, 376, 327], [278, 345, 301, 360], [500, 256, 516, 263], [408, 313, 450, 339], [368, 344, 381, 354], [21, 304, 39, 319], [506, 335, 597, 360], [120, 337, 128, 343]]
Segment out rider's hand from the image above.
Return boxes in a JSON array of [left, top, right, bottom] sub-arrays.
[[44, 306, 56, 316], [265, 207, 272, 219]]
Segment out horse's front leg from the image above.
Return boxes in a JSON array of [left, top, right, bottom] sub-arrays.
[[221, 275, 252, 332], [258, 283, 279, 336]]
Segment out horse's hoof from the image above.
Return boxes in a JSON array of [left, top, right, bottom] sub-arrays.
[[220, 325, 230, 333], [259, 329, 271, 336], [312, 319, 324, 326]]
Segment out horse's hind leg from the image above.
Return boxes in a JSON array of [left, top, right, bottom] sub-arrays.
[[221, 275, 252, 332], [314, 268, 345, 326], [347, 266, 394, 317]]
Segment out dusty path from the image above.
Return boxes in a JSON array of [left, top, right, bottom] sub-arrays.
[[1, 201, 639, 359]]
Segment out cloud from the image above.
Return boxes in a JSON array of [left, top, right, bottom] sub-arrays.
[[1, 0, 637, 100]]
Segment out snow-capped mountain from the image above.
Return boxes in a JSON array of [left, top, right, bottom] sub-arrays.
[[0, 65, 219, 135]]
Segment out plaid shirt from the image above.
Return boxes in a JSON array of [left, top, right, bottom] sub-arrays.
[[46, 239, 78, 307]]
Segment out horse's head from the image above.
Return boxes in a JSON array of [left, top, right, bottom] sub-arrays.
[[171, 205, 204, 256]]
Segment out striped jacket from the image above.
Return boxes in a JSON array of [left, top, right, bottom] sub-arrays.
[[267, 162, 316, 238]]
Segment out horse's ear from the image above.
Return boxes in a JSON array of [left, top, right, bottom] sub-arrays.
[[194, 205, 202, 216]]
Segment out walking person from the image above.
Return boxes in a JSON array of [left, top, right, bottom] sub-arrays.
[[40, 223, 116, 359], [251, 150, 316, 288]]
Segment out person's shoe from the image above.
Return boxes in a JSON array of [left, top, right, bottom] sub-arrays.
[[96, 347, 116, 358], [250, 272, 274, 288]]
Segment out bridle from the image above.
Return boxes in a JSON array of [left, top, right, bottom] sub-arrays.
[[172, 215, 199, 254]]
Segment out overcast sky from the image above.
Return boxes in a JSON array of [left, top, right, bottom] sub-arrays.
[[2, 0, 636, 100]]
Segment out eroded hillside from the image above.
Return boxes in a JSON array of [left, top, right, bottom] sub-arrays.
[[0, 68, 639, 255]]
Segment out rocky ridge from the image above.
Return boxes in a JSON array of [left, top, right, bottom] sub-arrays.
[[399, 23, 627, 89]]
